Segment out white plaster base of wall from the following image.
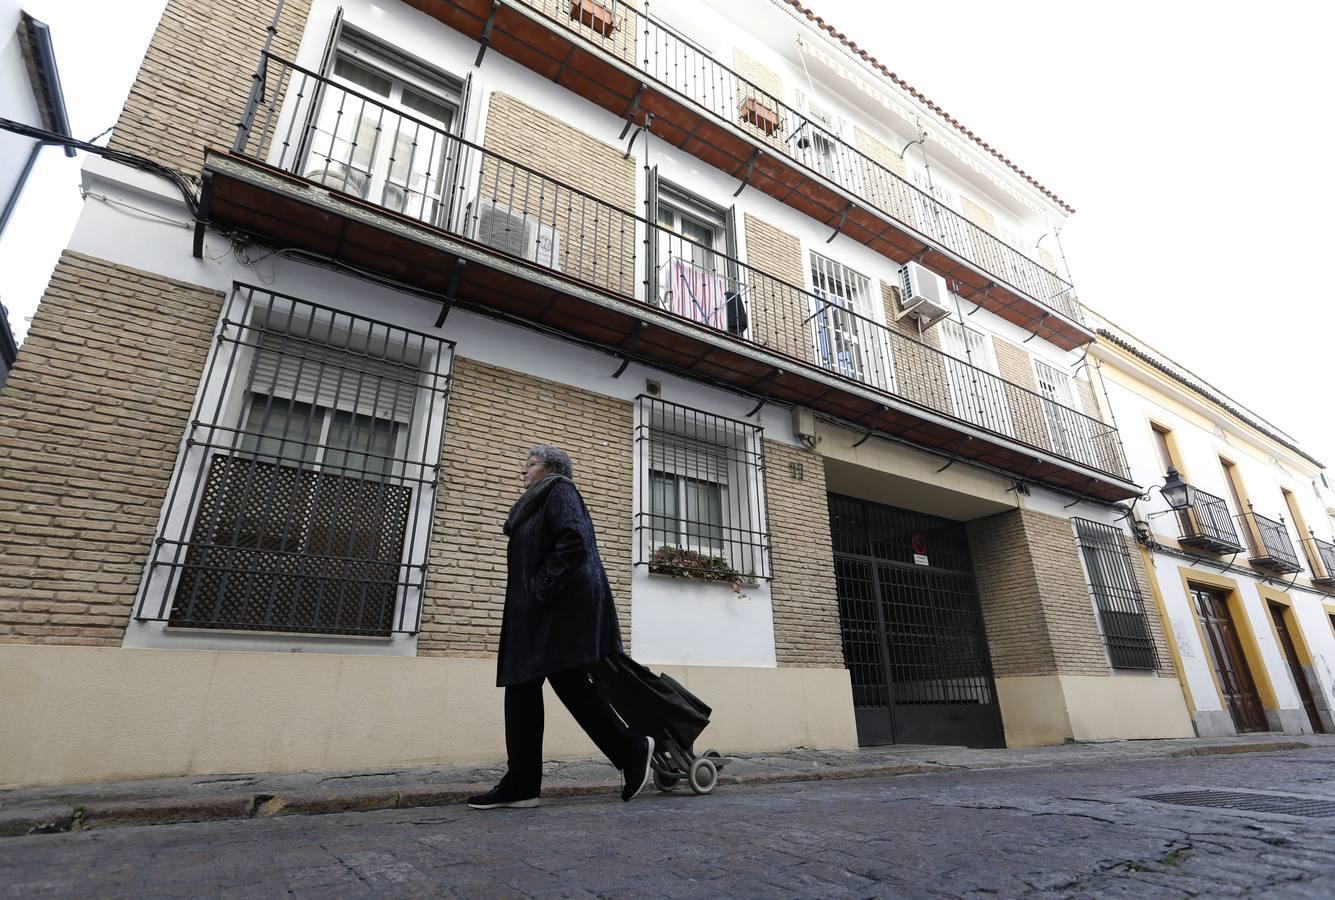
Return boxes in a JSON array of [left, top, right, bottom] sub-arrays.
[[995, 673, 1195, 748], [0, 645, 856, 788]]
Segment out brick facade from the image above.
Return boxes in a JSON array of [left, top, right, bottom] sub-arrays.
[[879, 281, 953, 417], [960, 195, 997, 232], [0, 253, 224, 645], [764, 440, 844, 668], [742, 213, 814, 365], [968, 508, 1111, 678], [481, 92, 639, 296], [851, 127, 918, 226], [992, 335, 1052, 451], [420, 357, 634, 657], [732, 48, 787, 151], [107, 0, 314, 175]]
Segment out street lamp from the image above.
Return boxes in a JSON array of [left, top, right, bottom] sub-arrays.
[[1160, 467, 1193, 511]]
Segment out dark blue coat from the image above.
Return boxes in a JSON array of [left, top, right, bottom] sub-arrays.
[[497, 480, 623, 687]]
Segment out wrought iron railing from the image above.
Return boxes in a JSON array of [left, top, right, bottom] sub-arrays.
[[135, 285, 455, 635], [1073, 518, 1159, 671], [507, 0, 1082, 323], [1301, 534, 1335, 586], [229, 54, 1127, 480], [1176, 486, 1244, 553], [1237, 506, 1302, 574]]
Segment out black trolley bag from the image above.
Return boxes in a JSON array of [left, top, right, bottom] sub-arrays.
[[592, 651, 728, 795]]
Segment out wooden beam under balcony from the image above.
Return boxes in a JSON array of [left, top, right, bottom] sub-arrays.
[[410, 0, 1094, 351], [201, 150, 1139, 502]]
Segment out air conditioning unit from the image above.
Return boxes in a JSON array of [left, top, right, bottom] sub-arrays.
[[895, 261, 952, 329], [474, 200, 562, 271]]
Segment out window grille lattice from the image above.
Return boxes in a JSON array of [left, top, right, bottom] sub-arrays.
[[635, 396, 771, 583], [1073, 518, 1159, 671], [135, 284, 454, 636]]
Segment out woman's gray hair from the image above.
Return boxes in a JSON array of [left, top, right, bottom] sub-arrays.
[[526, 444, 573, 478]]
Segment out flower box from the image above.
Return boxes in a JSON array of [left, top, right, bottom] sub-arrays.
[[738, 97, 782, 136], [648, 545, 753, 592], [569, 0, 617, 38]]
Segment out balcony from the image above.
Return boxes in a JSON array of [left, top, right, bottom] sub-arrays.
[[1236, 506, 1302, 575], [198, 53, 1137, 501], [1174, 486, 1245, 554], [410, 0, 1094, 350], [1300, 534, 1335, 586]]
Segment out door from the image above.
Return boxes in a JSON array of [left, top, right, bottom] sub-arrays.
[[939, 319, 1013, 437], [1034, 359, 1094, 466], [1192, 587, 1268, 733], [829, 494, 1003, 748], [1269, 602, 1324, 733]]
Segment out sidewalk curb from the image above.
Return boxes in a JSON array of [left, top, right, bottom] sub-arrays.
[[0, 741, 1314, 838]]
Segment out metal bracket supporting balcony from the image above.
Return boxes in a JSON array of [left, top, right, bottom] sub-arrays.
[[746, 367, 783, 417], [192, 171, 212, 259], [617, 84, 647, 141], [1021, 311, 1051, 345], [936, 434, 974, 474], [826, 202, 855, 244], [851, 407, 888, 448], [623, 113, 652, 160], [1063, 478, 1097, 509], [433, 259, 467, 328], [967, 284, 995, 316], [474, 0, 501, 67], [611, 321, 647, 378], [732, 149, 762, 198]]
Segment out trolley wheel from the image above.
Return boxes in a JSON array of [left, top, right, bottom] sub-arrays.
[[703, 749, 722, 759], [653, 770, 680, 793], [688, 757, 718, 795]]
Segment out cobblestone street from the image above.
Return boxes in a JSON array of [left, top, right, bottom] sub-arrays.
[[5, 746, 1335, 897]]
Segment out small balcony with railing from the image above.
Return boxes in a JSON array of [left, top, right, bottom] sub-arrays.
[[412, 0, 1093, 350], [198, 53, 1138, 501], [1236, 505, 1303, 575], [1300, 533, 1335, 587], [1172, 484, 1246, 555]]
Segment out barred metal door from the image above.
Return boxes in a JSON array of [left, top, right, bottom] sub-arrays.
[[828, 495, 1003, 748]]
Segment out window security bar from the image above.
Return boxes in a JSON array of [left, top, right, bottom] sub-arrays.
[[230, 54, 1126, 481], [507, 0, 1081, 321], [1174, 485, 1245, 554], [134, 284, 455, 636], [634, 396, 771, 583], [1073, 518, 1160, 671], [1236, 506, 1302, 574]]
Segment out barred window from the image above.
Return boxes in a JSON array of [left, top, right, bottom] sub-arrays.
[[1073, 518, 1159, 671], [135, 285, 454, 637], [635, 396, 770, 583]]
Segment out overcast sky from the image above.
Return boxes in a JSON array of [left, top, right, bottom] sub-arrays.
[[3, 0, 1332, 467]]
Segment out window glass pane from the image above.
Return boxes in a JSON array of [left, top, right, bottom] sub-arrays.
[[239, 393, 321, 466], [401, 86, 454, 125], [334, 56, 393, 97], [682, 476, 724, 550], [324, 410, 399, 480], [649, 471, 678, 546]]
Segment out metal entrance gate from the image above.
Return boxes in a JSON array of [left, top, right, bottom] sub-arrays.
[[829, 494, 1004, 748]]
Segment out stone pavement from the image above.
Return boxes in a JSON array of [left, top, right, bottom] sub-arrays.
[[3, 733, 1332, 838], [5, 746, 1335, 897]]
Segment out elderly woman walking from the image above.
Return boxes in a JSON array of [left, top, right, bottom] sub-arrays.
[[467, 444, 654, 810]]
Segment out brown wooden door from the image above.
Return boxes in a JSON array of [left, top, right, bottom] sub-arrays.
[[1192, 587, 1268, 733], [1269, 602, 1324, 734]]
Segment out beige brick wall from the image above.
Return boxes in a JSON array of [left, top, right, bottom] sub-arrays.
[[420, 358, 634, 657], [0, 253, 224, 645], [992, 335, 1051, 451], [852, 127, 916, 225], [960, 195, 997, 232], [764, 441, 843, 668], [480, 92, 639, 296], [732, 48, 786, 151], [968, 508, 1112, 678], [743, 213, 814, 365], [107, 0, 314, 175], [879, 281, 953, 417]]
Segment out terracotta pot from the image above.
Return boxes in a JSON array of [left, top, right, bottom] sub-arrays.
[[569, 0, 617, 38], [739, 96, 781, 136]]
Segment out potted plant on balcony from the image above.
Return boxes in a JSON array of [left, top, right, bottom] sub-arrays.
[[649, 545, 751, 593], [569, 0, 617, 38], [738, 97, 782, 136]]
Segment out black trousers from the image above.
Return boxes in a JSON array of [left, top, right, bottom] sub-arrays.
[[503, 666, 642, 796]]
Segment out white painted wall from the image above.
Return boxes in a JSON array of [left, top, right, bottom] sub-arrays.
[[0, 2, 41, 233]]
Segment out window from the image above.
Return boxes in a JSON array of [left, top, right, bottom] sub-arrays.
[[302, 32, 464, 225], [635, 396, 770, 582], [1034, 359, 1095, 466], [939, 319, 1013, 437], [1073, 518, 1159, 671], [1219, 458, 1249, 517], [809, 252, 891, 390], [793, 90, 859, 191], [134, 285, 454, 638], [647, 171, 743, 334], [1149, 423, 1178, 476]]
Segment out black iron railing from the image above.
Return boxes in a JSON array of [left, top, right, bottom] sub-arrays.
[[229, 54, 1127, 481], [1237, 506, 1302, 574], [135, 285, 455, 636], [507, 0, 1082, 323], [1176, 486, 1244, 554], [1302, 534, 1335, 586], [1074, 518, 1159, 671]]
